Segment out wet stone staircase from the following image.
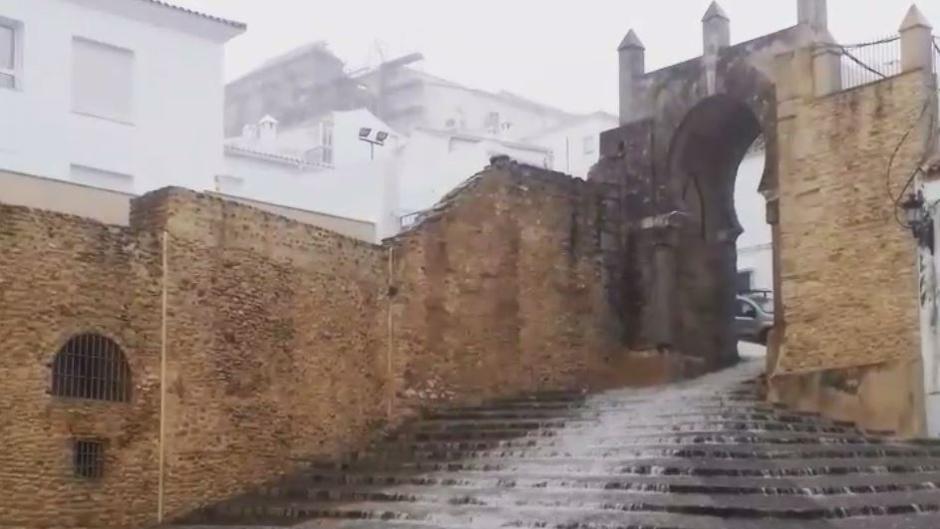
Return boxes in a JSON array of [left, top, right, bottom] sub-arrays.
[[172, 358, 940, 528]]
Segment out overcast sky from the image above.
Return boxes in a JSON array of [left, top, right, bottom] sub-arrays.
[[176, 1, 939, 115]]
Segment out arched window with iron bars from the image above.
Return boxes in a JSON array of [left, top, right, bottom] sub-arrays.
[[51, 333, 132, 402]]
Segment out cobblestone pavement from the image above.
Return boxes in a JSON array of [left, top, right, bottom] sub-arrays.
[[173, 354, 940, 528]]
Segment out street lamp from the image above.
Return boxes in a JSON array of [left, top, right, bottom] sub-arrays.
[[900, 191, 934, 253], [359, 127, 389, 160]]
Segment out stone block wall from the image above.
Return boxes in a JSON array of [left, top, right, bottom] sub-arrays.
[[140, 189, 390, 520], [388, 164, 617, 415], [2, 163, 666, 529], [0, 205, 163, 529], [769, 70, 932, 435]]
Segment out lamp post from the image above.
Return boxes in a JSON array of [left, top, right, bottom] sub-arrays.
[[359, 127, 389, 161]]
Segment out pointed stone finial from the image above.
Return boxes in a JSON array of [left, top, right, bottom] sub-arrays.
[[900, 4, 932, 31], [618, 29, 645, 51], [899, 4, 934, 72], [702, 1, 731, 54], [798, 0, 828, 30], [703, 1, 729, 22], [619, 29, 646, 124]]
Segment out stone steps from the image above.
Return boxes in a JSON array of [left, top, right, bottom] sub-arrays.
[[314, 456, 940, 477], [409, 418, 860, 434], [285, 469, 940, 495], [377, 445, 940, 464], [171, 514, 940, 529], [183, 495, 940, 525], [257, 477, 940, 504], [166, 359, 940, 529], [386, 429, 887, 445]]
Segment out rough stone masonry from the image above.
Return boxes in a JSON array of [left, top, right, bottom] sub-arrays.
[[1, 161, 702, 529], [592, 0, 936, 437], [2, 2, 938, 528]]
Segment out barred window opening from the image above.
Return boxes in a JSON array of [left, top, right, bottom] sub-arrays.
[[51, 333, 131, 402], [73, 439, 105, 479]]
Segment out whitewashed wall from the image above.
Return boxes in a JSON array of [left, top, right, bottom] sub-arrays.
[[0, 0, 236, 194], [524, 114, 619, 178], [396, 129, 551, 217], [734, 149, 772, 291], [919, 179, 940, 437], [420, 82, 566, 139]]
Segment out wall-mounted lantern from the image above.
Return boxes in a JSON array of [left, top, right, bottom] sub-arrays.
[[900, 191, 934, 253]]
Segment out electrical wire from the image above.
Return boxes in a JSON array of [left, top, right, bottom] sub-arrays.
[[817, 35, 901, 50], [886, 97, 935, 228]]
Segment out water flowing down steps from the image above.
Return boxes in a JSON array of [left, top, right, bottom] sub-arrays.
[[170, 358, 940, 529]]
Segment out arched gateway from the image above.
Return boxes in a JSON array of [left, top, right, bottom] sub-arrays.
[[590, 0, 937, 436], [589, 0, 812, 369]]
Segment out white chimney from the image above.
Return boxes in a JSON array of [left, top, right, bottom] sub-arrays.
[[258, 115, 278, 146], [241, 123, 258, 140]]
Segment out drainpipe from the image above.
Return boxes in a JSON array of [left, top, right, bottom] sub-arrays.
[[157, 230, 169, 523], [387, 245, 395, 421]]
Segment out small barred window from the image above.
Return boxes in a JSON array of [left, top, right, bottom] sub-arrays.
[[73, 439, 105, 479], [51, 334, 131, 402]]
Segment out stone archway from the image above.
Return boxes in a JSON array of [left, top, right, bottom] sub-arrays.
[[591, 27, 789, 371], [666, 95, 765, 369]]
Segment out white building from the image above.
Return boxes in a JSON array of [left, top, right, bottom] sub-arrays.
[[217, 109, 552, 242], [523, 112, 619, 178], [395, 127, 552, 225], [218, 43, 621, 241], [735, 145, 772, 293], [0, 0, 244, 194]]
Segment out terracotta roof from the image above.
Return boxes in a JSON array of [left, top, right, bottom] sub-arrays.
[[137, 0, 246, 29]]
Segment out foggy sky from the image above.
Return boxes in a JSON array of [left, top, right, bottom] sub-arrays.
[[175, 0, 940, 115]]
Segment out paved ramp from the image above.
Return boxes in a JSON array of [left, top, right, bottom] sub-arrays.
[[172, 358, 940, 528]]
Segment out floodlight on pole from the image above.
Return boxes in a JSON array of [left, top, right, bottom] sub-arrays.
[[358, 127, 390, 161]]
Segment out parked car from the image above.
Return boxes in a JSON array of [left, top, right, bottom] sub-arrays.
[[735, 293, 774, 345]]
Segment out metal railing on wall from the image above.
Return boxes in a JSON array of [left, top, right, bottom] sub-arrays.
[[829, 35, 903, 90]]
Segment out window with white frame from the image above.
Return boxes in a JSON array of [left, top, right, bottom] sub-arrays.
[[0, 18, 21, 89], [319, 119, 334, 165], [71, 37, 134, 123], [582, 135, 596, 155], [484, 112, 500, 134]]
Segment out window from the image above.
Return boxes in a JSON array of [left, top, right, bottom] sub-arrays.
[[51, 333, 131, 402], [484, 111, 500, 134], [736, 300, 758, 319], [736, 270, 754, 293], [583, 135, 596, 155], [72, 37, 134, 123], [319, 119, 334, 165], [73, 439, 105, 479], [0, 18, 21, 89]]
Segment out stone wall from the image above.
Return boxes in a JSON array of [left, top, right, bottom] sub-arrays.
[[0, 190, 390, 529], [389, 164, 614, 414], [2, 163, 674, 529], [768, 70, 933, 436], [142, 189, 390, 520], [0, 205, 163, 529]]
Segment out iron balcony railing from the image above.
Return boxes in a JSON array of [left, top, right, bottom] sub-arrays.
[[828, 35, 903, 90]]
